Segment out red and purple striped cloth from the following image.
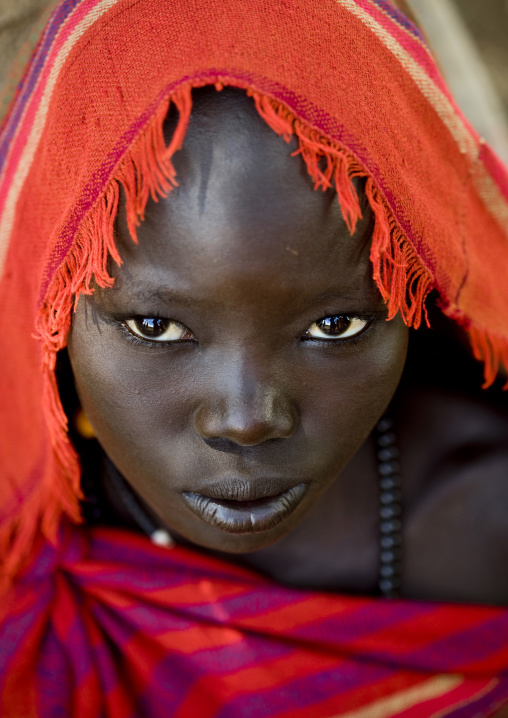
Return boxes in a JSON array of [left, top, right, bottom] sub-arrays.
[[2, 525, 508, 717]]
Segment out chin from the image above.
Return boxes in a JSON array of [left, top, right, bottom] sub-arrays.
[[168, 499, 310, 555]]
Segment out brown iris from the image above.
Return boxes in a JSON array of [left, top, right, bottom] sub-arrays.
[[316, 316, 352, 335]]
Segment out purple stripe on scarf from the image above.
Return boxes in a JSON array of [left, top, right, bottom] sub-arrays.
[[88, 600, 138, 654], [370, 0, 423, 40], [216, 662, 393, 718], [76, 536, 262, 592], [69, 553, 201, 592], [448, 678, 508, 718], [98, 597, 204, 634], [87, 586, 297, 666], [0, 0, 80, 167], [37, 627, 73, 718], [0, 600, 49, 674], [135, 653, 205, 717], [158, 591, 301, 626], [293, 599, 432, 646], [92, 598, 296, 674], [91, 605, 292, 716], [188, 634, 293, 674], [175, 587, 319, 623], [401, 611, 508, 676]]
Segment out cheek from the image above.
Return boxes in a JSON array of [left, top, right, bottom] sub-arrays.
[[67, 306, 189, 475], [297, 318, 408, 459]]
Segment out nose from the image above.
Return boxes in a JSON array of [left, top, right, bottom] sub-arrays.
[[194, 358, 298, 446]]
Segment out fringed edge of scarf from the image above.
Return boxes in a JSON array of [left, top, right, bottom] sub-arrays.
[[4, 80, 506, 585], [247, 91, 434, 330], [468, 325, 508, 389], [1, 87, 193, 585], [439, 305, 508, 389]]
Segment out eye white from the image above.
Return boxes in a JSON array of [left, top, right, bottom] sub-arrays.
[[306, 316, 369, 340], [124, 318, 189, 342]]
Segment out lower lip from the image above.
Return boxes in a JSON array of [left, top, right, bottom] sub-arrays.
[[182, 484, 308, 534]]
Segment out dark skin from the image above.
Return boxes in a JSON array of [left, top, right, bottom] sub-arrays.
[[67, 88, 508, 605]]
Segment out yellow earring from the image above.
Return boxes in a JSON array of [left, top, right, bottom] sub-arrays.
[[74, 408, 96, 439]]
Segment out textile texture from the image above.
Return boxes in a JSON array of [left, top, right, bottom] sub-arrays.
[[1, 0, 508, 715], [2, 524, 508, 718]]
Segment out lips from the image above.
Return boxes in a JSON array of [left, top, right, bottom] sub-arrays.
[[182, 481, 308, 534]]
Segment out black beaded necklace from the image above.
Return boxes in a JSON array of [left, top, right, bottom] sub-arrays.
[[82, 416, 402, 598], [375, 416, 402, 598]]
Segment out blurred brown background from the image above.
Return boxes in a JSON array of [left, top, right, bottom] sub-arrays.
[[408, 0, 508, 161], [460, 0, 508, 114]]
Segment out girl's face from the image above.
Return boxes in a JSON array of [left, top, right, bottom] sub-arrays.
[[68, 90, 409, 553]]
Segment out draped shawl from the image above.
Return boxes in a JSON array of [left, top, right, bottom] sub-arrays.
[[1, 0, 508, 715]]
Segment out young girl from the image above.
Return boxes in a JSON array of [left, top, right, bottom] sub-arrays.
[[1, 0, 508, 716]]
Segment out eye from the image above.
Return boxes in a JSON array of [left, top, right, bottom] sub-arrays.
[[124, 317, 193, 342], [305, 315, 369, 340]]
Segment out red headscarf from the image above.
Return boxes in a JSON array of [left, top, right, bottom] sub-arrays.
[[2, 1, 508, 716]]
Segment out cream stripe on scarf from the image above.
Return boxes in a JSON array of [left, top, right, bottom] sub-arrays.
[[338, 0, 508, 237], [472, 160, 508, 233], [338, 0, 477, 160], [328, 675, 463, 718], [0, 0, 120, 280]]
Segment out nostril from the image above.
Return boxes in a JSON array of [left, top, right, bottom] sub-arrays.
[[194, 391, 299, 445], [203, 437, 285, 453], [203, 437, 246, 454]]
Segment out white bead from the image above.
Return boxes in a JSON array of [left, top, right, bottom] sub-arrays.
[[150, 529, 174, 547]]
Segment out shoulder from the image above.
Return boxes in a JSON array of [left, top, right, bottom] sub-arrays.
[[396, 326, 508, 604]]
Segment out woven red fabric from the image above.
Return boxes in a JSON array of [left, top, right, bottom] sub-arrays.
[[1, 0, 508, 714], [1, 524, 508, 717]]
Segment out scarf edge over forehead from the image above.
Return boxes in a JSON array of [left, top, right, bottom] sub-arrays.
[[1, 0, 508, 584]]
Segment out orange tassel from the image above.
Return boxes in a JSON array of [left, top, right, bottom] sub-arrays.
[[468, 325, 508, 389]]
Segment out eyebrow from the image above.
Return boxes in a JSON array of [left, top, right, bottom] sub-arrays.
[[107, 278, 199, 306], [108, 279, 382, 311], [311, 290, 383, 305], [115, 287, 377, 306], [130, 288, 197, 306]]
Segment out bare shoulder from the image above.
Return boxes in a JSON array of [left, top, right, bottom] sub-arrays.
[[395, 327, 508, 604]]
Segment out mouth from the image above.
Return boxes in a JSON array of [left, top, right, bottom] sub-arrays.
[[182, 482, 308, 534]]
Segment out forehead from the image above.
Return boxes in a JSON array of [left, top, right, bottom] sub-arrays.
[[111, 88, 376, 303]]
